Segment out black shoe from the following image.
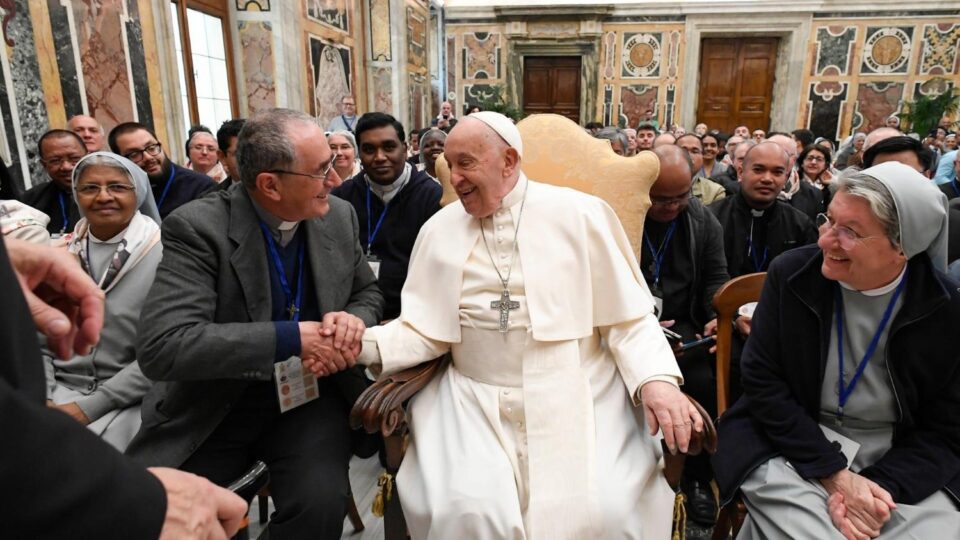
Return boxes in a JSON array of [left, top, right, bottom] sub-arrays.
[[685, 479, 717, 526]]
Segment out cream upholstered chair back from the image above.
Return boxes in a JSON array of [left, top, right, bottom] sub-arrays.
[[436, 113, 659, 254]]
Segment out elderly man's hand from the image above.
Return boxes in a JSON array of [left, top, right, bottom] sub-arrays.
[[828, 493, 872, 540], [300, 322, 358, 377], [149, 467, 247, 540], [320, 311, 365, 352], [640, 380, 703, 454], [821, 469, 895, 538], [4, 237, 104, 359]]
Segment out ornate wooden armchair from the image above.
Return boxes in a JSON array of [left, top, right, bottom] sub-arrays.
[[350, 114, 718, 538], [710, 272, 767, 540]]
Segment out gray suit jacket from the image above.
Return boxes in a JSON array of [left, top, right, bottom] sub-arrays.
[[126, 184, 383, 467]]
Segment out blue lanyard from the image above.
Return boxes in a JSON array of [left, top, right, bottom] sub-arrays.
[[951, 178, 959, 199], [258, 222, 305, 322], [834, 268, 908, 420], [643, 220, 677, 288], [365, 183, 391, 255], [156, 167, 176, 210], [746, 236, 768, 272], [57, 191, 69, 233]]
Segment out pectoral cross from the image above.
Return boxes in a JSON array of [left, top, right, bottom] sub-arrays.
[[491, 289, 520, 333], [287, 304, 300, 320]]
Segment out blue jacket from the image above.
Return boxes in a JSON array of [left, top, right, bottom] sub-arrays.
[[713, 244, 960, 506]]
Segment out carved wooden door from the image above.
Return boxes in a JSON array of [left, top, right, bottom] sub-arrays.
[[523, 56, 581, 123], [697, 38, 779, 133]]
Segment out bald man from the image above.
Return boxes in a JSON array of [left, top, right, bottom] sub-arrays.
[[653, 132, 677, 148], [767, 133, 826, 222], [645, 146, 729, 525], [67, 115, 106, 153], [863, 126, 903, 152], [356, 112, 699, 538]]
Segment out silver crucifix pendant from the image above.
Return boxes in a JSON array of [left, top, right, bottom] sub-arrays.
[[490, 289, 520, 333]]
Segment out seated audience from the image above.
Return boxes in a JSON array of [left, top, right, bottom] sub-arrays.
[[700, 132, 727, 178], [595, 127, 629, 156], [721, 135, 744, 167], [208, 118, 245, 193], [623, 128, 638, 156], [184, 126, 227, 183], [67, 114, 106, 153], [769, 134, 824, 222], [711, 139, 756, 195], [834, 132, 866, 170], [791, 128, 815, 154], [20, 129, 87, 235], [798, 143, 834, 207], [44, 152, 161, 451], [694, 123, 708, 136], [934, 148, 957, 187], [862, 135, 934, 175], [677, 134, 725, 204], [417, 128, 446, 180], [938, 150, 960, 200], [713, 162, 960, 538], [407, 128, 421, 164], [109, 122, 212, 218], [331, 112, 441, 321], [637, 122, 658, 150], [734, 125, 751, 139], [654, 132, 677, 148], [752, 129, 766, 143], [329, 130, 361, 183]]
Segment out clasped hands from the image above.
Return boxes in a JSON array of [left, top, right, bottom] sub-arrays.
[[820, 469, 896, 540], [300, 311, 366, 377]]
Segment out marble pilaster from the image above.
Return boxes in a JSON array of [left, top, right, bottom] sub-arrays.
[[9, 0, 49, 188], [125, 0, 154, 130], [46, 0, 84, 119]]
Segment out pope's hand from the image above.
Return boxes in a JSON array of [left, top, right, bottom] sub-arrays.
[[640, 380, 703, 454], [300, 322, 356, 377], [320, 311, 365, 354], [150, 467, 247, 540]]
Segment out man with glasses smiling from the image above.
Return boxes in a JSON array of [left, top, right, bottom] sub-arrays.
[[20, 129, 88, 235], [108, 122, 212, 218], [127, 108, 383, 539]]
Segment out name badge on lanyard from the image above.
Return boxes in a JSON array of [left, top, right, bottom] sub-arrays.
[[274, 356, 320, 413], [366, 253, 381, 279]]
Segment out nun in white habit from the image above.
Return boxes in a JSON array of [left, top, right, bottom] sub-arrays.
[[44, 152, 163, 451], [714, 161, 960, 539]]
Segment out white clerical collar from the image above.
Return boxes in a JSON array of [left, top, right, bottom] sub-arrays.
[[839, 263, 907, 296], [499, 173, 527, 209], [366, 163, 412, 204], [248, 194, 300, 246]]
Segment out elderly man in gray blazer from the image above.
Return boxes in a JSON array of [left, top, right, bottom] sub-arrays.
[[126, 108, 384, 539]]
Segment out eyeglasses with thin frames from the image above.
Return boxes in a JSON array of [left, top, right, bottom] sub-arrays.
[[42, 155, 85, 168], [650, 191, 691, 207], [816, 213, 879, 250], [124, 142, 163, 162], [268, 154, 339, 182], [76, 183, 136, 198]]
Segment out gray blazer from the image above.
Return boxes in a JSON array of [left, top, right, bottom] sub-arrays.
[[126, 184, 383, 467]]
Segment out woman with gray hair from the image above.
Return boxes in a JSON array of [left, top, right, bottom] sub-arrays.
[[714, 161, 960, 538], [328, 129, 361, 184], [43, 152, 162, 451], [594, 127, 629, 156]]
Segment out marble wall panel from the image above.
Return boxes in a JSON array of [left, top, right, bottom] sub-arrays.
[[369, 0, 390, 61], [621, 32, 662, 78], [852, 81, 903, 133], [463, 83, 496, 111], [409, 72, 426, 129], [9, 0, 49, 187], [807, 81, 848, 140], [125, 0, 153, 130], [0, 37, 26, 190], [602, 32, 616, 80], [462, 32, 499, 80], [665, 30, 680, 79], [602, 84, 613, 125], [920, 23, 960, 76], [406, 7, 426, 70], [310, 34, 352, 125], [372, 66, 392, 112], [860, 26, 913, 75], [236, 0, 270, 10], [446, 35, 456, 97], [664, 83, 676, 129], [72, 0, 136, 127], [307, 0, 349, 34], [814, 26, 856, 76], [46, 0, 83, 119], [238, 21, 276, 116], [620, 84, 657, 128]]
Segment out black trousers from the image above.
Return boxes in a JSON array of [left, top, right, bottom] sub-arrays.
[[181, 381, 352, 540]]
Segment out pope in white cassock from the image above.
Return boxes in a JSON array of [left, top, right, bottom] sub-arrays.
[[355, 112, 704, 539]]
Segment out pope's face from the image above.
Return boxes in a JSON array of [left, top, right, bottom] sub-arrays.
[[444, 119, 518, 218]]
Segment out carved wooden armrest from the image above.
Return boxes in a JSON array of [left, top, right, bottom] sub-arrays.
[[662, 393, 718, 491], [350, 355, 449, 438]]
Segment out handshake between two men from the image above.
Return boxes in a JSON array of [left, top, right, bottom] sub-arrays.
[[299, 311, 367, 377]]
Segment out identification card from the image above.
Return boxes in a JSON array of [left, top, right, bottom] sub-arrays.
[[366, 254, 381, 279], [819, 424, 861, 467], [274, 356, 320, 413]]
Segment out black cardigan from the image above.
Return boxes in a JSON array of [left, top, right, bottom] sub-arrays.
[[331, 169, 441, 320], [712, 244, 960, 506]]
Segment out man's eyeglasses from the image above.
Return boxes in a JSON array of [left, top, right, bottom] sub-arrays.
[[41, 155, 85, 168], [816, 213, 879, 250], [651, 192, 691, 207], [268, 155, 339, 181], [124, 142, 163, 162], [76, 183, 136, 198]]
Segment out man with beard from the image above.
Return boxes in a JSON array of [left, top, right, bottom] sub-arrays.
[[19, 130, 87, 235], [108, 122, 212, 218], [676, 134, 725, 204], [331, 112, 441, 321]]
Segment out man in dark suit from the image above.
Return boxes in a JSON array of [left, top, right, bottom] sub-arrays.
[[127, 108, 384, 539], [209, 118, 245, 193], [0, 237, 245, 539], [19, 130, 87, 234], [108, 122, 213, 218]]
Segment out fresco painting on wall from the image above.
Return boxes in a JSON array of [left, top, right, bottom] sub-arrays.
[[309, 34, 352, 126], [372, 66, 392, 112], [72, 0, 135, 128], [462, 32, 499, 79], [306, 0, 349, 33], [621, 32, 662, 78], [620, 84, 658, 128], [920, 23, 960, 75], [852, 81, 903, 133], [407, 7, 426, 70], [239, 21, 276, 116]]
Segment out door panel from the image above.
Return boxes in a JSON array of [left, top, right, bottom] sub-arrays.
[[523, 56, 581, 122], [697, 38, 778, 133]]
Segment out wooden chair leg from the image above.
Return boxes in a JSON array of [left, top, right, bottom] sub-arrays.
[[347, 490, 365, 532]]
